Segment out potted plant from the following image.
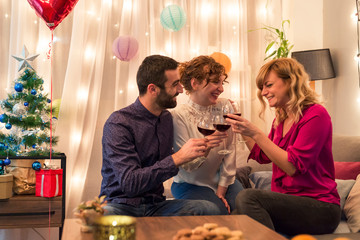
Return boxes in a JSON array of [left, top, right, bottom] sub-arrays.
[[252, 20, 294, 60], [74, 195, 107, 232]]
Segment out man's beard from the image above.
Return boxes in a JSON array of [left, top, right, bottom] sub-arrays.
[[156, 88, 178, 109]]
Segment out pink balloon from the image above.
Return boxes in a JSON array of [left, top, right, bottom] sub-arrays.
[[112, 36, 139, 61], [27, 0, 79, 30]]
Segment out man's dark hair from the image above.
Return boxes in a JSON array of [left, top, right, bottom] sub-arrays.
[[136, 55, 178, 96]]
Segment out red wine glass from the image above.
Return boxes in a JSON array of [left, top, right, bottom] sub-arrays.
[[197, 115, 216, 136], [213, 105, 232, 155]]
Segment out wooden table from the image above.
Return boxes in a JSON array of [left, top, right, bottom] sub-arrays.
[[62, 215, 288, 240]]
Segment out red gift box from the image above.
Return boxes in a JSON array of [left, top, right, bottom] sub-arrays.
[[35, 169, 63, 197]]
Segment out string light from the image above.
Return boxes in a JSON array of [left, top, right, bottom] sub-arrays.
[[227, 5, 239, 17], [165, 42, 172, 55], [77, 87, 89, 101], [102, 0, 112, 6], [5, 14, 9, 18], [259, 5, 267, 19], [85, 46, 95, 60], [124, 0, 132, 12], [71, 174, 82, 186], [201, 3, 213, 17], [71, 131, 82, 145]]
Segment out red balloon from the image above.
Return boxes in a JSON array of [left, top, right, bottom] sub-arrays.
[[27, 0, 79, 30]]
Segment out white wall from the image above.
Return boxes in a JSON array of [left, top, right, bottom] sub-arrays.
[[288, 0, 360, 136], [322, 0, 360, 135]]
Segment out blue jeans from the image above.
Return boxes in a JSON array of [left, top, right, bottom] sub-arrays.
[[235, 189, 341, 236], [103, 199, 222, 217], [171, 179, 244, 215]]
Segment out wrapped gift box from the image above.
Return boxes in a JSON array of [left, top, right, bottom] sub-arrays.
[[35, 169, 63, 197], [0, 174, 13, 199]]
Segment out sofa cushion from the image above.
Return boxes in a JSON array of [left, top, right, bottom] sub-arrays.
[[335, 162, 360, 180], [332, 135, 360, 163], [335, 179, 356, 219], [344, 174, 360, 233], [249, 171, 272, 190], [236, 166, 252, 188]]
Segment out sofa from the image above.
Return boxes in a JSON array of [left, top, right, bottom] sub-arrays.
[[236, 134, 360, 240]]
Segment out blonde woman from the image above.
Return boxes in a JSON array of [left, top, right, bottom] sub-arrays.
[[226, 58, 340, 235]]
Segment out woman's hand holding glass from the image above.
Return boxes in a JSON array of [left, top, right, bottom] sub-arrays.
[[226, 100, 247, 143], [225, 113, 260, 143]]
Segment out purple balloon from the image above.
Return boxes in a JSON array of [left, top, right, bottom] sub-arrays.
[[112, 36, 139, 61]]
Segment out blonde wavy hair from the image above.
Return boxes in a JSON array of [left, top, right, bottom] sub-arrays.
[[256, 58, 321, 126]]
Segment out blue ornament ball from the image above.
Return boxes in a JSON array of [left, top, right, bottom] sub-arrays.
[[32, 144, 36, 149], [0, 114, 6, 123], [4, 158, 11, 166], [32, 161, 42, 171], [14, 83, 24, 92], [47, 99, 51, 103], [31, 89, 37, 95], [160, 4, 187, 32], [5, 123, 12, 129], [24, 102, 29, 107]]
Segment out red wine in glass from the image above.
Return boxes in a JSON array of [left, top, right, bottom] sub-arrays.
[[213, 124, 231, 132], [197, 126, 216, 136], [223, 113, 242, 120]]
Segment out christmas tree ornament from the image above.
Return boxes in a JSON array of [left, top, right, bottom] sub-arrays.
[[4, 158, 11, 166], [12, 103, 26, 115], [32, 144, 36, 149], [0, 114, 6, 123], [5, 123, 12, 130], [12, 45, 39, 72], [14, 83, 24, 92], [31, 89, 37, 95], [160, 5, 187, 32], [24, 102, 29, 107], [47, 99, 51, 103], [112, 36, 139, 61], [32, 161, 42, 171], [27, 0, 80, 30]]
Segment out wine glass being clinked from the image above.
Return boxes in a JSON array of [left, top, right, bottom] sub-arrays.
[[212, 101, 234, 155]]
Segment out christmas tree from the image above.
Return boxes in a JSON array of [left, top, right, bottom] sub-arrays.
[[0, 46, 58, 157]]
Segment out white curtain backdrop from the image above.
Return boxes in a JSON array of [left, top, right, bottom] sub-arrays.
[[0, 0, 283, 239]]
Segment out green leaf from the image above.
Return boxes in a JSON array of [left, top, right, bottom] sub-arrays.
[[264, 50, 276, 61], [265, 41, 276, 53]]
